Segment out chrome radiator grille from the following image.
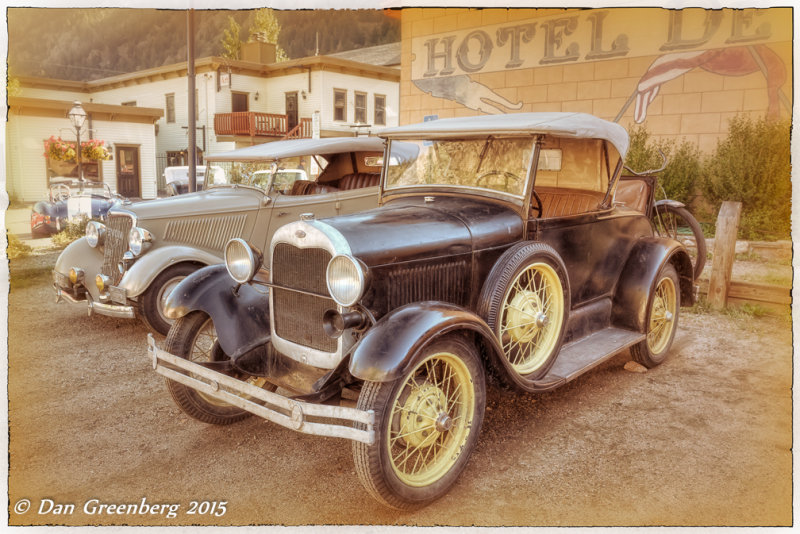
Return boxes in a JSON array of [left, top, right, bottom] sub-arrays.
[[164, 214, 247, 251], [272, 243, 337, 352], [101, 215, 133, 281]]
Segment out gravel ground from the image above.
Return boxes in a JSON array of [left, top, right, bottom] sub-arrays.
[[7, 250, 793, 527]]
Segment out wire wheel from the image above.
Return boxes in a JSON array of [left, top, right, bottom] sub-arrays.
[[165, 311, 272, 425], [646, 272, 677, 355], [651, 204, 706, 280], [387, 351, 475, 487], [185, 317, 235, 408], [353, 336, 485, 509], [499, 262, 565, 375]]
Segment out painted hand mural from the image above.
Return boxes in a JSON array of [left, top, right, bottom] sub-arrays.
[[413, 75, 523, 115], [618, 44, 788, 123]]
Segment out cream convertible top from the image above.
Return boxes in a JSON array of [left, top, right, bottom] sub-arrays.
[[207, 137, 385, 162], [379, 112, 629, 159]]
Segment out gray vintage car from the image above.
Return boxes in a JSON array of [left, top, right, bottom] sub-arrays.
[[53, 136, 384, 334]]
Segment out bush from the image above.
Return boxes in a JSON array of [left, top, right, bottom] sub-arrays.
[[701, 116, 791, 240], [7, 233, 33, 259], [51, 216, 89, 247], [623, 125, 702, 207]]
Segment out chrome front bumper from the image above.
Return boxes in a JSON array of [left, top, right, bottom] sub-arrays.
[[54, 279, 135, 319], [147, 334, 375, 445]]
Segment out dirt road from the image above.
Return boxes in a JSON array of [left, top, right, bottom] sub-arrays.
[[7, 251, 792, 526]]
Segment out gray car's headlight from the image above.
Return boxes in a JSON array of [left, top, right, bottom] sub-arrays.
[[225, 238, 262, 284], [85, 221, 106, 248], [326, 254, 366, 307], [128, 227, 153, 257]]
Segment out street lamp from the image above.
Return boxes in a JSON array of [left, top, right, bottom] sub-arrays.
[[68, 101, 87, 181]]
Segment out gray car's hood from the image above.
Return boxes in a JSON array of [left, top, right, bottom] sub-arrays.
[[112, 186, 263, 221]]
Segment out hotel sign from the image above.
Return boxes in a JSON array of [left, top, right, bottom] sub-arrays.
[[412, 8, 790, 80]]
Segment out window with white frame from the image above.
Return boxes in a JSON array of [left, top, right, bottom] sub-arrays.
[[334, 89, 347, 122], [354, 91, 367, 124], [374, 94, 386, 126], [165, 93, 175, 123]]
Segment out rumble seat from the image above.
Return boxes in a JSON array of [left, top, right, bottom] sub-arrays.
[[534, 187, 606, 218], [337, 173, 380, 190]]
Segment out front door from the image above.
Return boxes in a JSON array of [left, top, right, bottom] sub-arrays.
[[286, 92, 298, 133], [116, 146, 140, 198]]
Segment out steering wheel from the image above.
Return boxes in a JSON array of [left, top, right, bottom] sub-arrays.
[[476, 170, 521, 190], [51, 183, 70, 202], [531, 190, 543, 218]]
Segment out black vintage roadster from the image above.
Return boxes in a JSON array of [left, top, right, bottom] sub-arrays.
[[149, 112, 694, 509]]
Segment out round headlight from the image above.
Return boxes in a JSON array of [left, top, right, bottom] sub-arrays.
[[225, 238, 260, 284], [128, 227, 152, 257], [326, 254, 366, 307], [85, 221, 106, 248]]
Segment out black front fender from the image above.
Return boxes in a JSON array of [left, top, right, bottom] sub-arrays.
[[164, 264, 270, 358], [348, 301, 503, 383]]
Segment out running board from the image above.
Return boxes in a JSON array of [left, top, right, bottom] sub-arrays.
[[533, 327, 646, 391]]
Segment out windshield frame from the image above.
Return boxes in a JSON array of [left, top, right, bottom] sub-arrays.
[[381, 136, 540, 207]]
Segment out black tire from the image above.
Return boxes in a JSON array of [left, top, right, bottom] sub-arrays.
[[651, 204, 706, 280], [138, 263, 198, 335], [630, 263, 680, 368], [352, 335, 486, 510], [165, 311, 275, 425], [477, 242, 570, 387]]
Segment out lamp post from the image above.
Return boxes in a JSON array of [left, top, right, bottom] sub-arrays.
[[68, 101, 87, 182]]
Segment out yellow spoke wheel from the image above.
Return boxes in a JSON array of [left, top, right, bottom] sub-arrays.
[[353, 336, 486, 510], [631, 263, 680, 368], [478, 242, 569, 387], [500, 262, 565, 375], [388, 352, 474, 487]]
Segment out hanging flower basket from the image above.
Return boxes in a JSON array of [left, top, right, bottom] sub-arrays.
[[44, 136, 112, 162]]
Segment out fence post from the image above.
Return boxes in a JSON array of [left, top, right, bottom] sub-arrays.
[[707, 201, 742, 309]]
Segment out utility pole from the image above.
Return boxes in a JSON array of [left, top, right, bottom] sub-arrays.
[[187, 9, 197, 192]]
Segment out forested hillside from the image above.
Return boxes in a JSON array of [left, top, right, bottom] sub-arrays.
[[8, 8, 399, 82]]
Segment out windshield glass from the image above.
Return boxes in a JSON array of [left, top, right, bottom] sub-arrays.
[[206, 161, 315, 193], [385, 137, 535, 197]]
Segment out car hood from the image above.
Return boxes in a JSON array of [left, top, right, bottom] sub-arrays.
[[320, 195, 524, 267], [111, 186, 263, 221]]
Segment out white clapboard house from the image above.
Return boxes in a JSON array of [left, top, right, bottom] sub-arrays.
[[6, 42, 400, 202]]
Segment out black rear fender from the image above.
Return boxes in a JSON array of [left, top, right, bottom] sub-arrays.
[[613, 237, 694, 333], [164, 264, 270, 358], [348, 301, 503, 383]]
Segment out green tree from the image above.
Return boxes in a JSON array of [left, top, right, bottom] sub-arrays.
[[623, 125, 702, 207], [701, 116, 791, 240], [248, 8, 288, 61], [221, 15, 242, 59]]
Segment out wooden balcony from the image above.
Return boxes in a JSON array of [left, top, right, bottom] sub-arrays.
[[214, 112, 312, 139]]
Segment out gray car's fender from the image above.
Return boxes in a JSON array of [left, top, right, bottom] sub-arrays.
[[54, 237, 104, 299], [163, 264, 270, 359], [348, 301, 503, 383], [116, 245, 221, 297]]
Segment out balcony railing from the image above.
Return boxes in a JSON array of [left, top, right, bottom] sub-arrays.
[[214, 112, 312, 139]]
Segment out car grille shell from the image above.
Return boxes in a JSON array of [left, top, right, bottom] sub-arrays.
[[272, 243, 337, 353], [102, 214, 133, 282]]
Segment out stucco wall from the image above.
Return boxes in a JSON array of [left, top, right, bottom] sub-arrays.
[[401, 7, 792, 153]]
